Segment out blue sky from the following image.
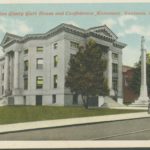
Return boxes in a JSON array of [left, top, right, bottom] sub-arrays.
[[0, 3, 150, 66]]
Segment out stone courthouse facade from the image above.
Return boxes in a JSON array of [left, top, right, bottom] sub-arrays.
[[0, 23, 126, 106]]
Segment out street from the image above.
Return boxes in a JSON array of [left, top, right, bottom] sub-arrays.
[[0, 117, 150, 140]]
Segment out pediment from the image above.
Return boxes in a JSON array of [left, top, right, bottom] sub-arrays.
[[4, 36, 13, 44], [1, 34, 14, 46], [89, 25, 118, 40], [0, 33, 20, 47]]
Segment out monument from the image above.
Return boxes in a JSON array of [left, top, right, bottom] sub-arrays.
[[132, 36, 149, 106]]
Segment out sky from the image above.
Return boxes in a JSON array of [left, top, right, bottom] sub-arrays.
[[0, 3, 150, 67]]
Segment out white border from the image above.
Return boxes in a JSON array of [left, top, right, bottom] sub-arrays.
[[0, 141, 150, 148], [0, 0, 150, 3], [0, 1, 150, 149]]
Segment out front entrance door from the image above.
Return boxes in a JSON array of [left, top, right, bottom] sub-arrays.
[[8, 97, 14, 105], [36, 95, 42, 105], [73, 94, 78, 105]]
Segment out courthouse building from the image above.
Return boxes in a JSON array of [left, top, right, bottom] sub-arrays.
[[0, 23, 126, 106]]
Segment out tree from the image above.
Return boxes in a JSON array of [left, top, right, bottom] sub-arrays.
[[65, 39, 109, 108], [130, 53, 150, 95]]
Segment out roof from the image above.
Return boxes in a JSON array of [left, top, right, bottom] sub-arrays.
[[0, 23, 126, 49], [123, 65, 135, 72], [87, 24, 118, 40]]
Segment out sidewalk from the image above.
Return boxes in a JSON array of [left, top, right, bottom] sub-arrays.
[[0, 112, 149, 134], [112, 106, 148, 110]]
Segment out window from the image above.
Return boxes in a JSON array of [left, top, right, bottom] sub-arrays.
[[24, 60, 28, 71], [36, 58, 43, 69], [2, 73, 4, 81], [73, 94, 78, 104], [36, 95, 42, 105], [52, 94, 56, 103], [71, 54, 75, 58], [24, 77, 28, 90], [36, 76, 43, 89], [53, 75, 58, 88], [24, 49, 28, 55], [70, 54, 75, 61], [70, 41, 79, 49], [54, 55, 58, 67], [124, 77, 128, 87], [113, 78, 118, 91], [37, 47, 43, 52], [53, 43, 58, 49], [112, 53, 118, 59], [2, 86, 3, 94], [23, 96, 26, 105], [112, 63, 118, 73]]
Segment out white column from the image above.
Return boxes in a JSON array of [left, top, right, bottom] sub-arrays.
[[4, 54, 9, 94], [0, 65, 2, 96], [9, 54, 13, 90], [138, 36, 149, 102], [132, 36, 149, 106], [14, 51, 19, 89], [117, 52, 123, 97], [117, 51, 123, 104], [108, 49, 114, 96]]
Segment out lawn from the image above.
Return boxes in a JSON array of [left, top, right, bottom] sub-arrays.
[[0, 106, 145, 124]]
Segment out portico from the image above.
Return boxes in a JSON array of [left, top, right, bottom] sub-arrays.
[[107, 48, 114, 96]]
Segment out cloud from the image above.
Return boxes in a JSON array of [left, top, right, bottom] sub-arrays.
[[125, 25, 144, 35], [65, 21, 79, 27], [101, 19, 116, 28], [100, 15, 137, 29], [117, 32, 126, 37], [118, 15, 137, 27], [123, 46, 140, 67], [0, 17, 32, 35], [118, 24, 150, 38]]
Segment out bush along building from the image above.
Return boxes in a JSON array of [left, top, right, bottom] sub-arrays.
[[0, 23, 126, 106]]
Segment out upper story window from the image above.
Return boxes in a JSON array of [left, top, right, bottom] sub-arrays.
[[53, 43, 58, 49], [2, 86, 4, 95], [37, 47, 43, 52], [36, 58, 43, 69], [2, 73, 4, 81], [36, 76, 43, 89], [112, 53, 118, 59], [112, 63, 118, 73], [70, 41, 79, 49], [24, 60, 28, 71], [54, 74, 58, 88], [54, 55, 58, 67], [24, 49, 28, 55], [112, 78, 118, 91], [70, 54, 75, 59], [52, 94, 56, 104], [24, 77, 28, 90]]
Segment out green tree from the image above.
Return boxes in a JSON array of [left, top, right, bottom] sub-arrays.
[[130, 53, 150, 95], [65, 39, 109, 108]]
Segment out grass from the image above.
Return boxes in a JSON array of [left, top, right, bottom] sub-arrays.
[[0, 106, 145, 125]]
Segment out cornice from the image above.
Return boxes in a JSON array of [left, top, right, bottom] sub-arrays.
[[113, 41, 127, 49], [1, 23, 126, 50], [86, 31, 115, 43]]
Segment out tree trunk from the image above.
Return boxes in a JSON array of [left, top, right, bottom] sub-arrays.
[[86, 96, 89, 109], [81, 95, 88, 109]]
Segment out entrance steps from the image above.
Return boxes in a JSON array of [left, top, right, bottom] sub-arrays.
[[0, 98, 7, 106], [130, 103, 149, 107], [102, 96, 125, 108]]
